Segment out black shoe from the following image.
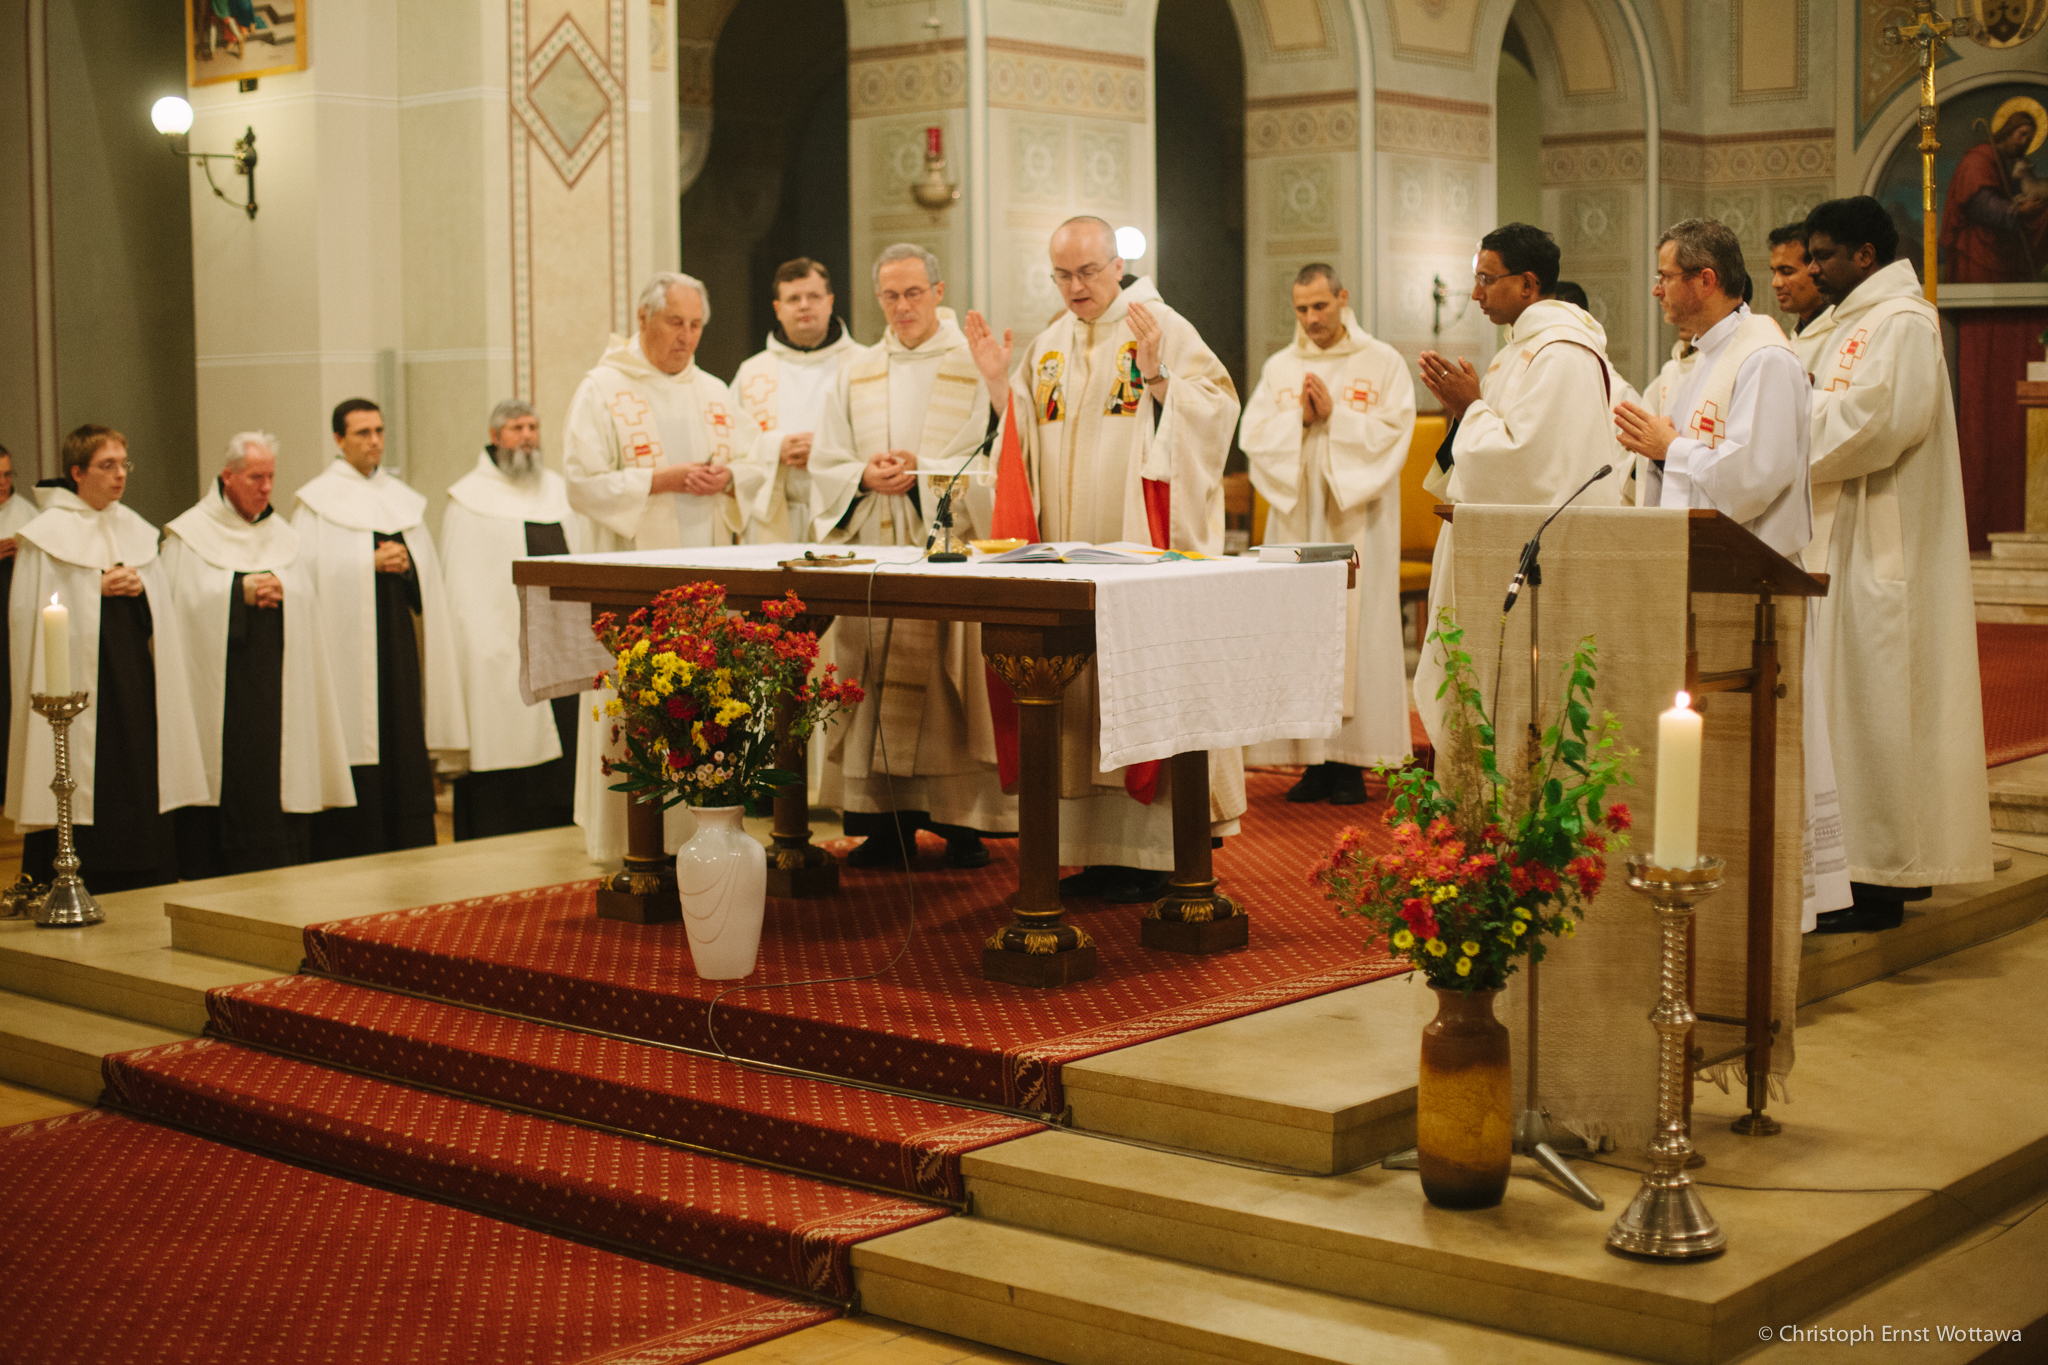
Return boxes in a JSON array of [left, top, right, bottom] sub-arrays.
[[1326, 764, 1370, 806], [944, 836, 991, 869], [847, 830, 914, 869], [1059, 865, 1118, 898], [1059, 864, 1165, 901], [1285, 765, 1333, 803], [1811, 903, 1906, 935]]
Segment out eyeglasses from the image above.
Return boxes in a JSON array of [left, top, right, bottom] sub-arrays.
[[1652, 268, 1702, 287], [1051, 261, 1114, 287], [1472, 269, 1523, 290], [877, 286, 929, 307], [88, 460, 135, 475]]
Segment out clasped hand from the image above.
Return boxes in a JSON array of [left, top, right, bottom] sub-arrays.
[[778, 433, 813, 469], [1417, 351, 1481, 421], [373, 540, 412, 575], [1612, 402, 1678, 462], [650, 462, 733, 496], [100, 565, 144, 597], [861, 449, 918, 496], [1300, 374, 1333, 428], [242, 572, 284, 608]]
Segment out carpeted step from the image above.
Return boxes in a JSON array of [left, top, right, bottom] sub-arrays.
[[207, 974, 1039, 1201], [101, 1039, 947, 1300], [0, 1109, 831, 1365]]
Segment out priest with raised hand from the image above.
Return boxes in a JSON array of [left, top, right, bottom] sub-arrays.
[[1611, 217, 1851, 931], [164, 431, 355, 876], [293, 399, 467, 859], [731, 258, 863, 543], [6, 425, 206, 891], [440, 399, 584, 839], [1238, 263, 1415, 806], [963, 215, 1243, 904], [0, 445, 38, 803], [1413, 222, 1623, 755], [563, 271, 742, 860], [1802, 195, 1994, 933], [807, 242, 1012, 870]]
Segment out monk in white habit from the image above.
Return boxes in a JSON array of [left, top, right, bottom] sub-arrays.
[[441, 399, 585, 839], [163, 432, 354, 876], [808, 243, 1012, 870], [562, 272, 741, 860], [731, 257, 863, 543], [6, 426, 206, 891], [1414, 222, 1623, 755], [1802, 195, 1995, 933], [0, 445, 38, 802], [963, 216, 1243, 904], [293, 399, 467, 859], [1612, 218, 1852, 931], [1239, 264, 1415, 805]]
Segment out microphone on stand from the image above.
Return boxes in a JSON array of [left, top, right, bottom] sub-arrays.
[[923, 427, 1000, 563], [1502, 464, 1612, 614]]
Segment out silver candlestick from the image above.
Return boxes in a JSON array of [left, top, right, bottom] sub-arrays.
[[29, 692, 101, 928], [1608, 853, 1725, 1259]]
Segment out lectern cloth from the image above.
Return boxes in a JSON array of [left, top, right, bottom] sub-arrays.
[[1450, 506, 1806, 1141], [518, 545, 1347, 771]]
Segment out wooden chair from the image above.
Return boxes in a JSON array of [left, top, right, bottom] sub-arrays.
[[1400, 415, 1448, 650]]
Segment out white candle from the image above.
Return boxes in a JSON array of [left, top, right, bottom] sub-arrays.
[[41, 593, 70, 696], [1653, 691, 1703, 870]]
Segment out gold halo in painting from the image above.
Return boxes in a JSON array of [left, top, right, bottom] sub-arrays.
[[1990, 96, 2048, 156]]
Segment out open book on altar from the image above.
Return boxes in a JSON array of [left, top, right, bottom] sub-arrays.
[[978, 540, 1209, 564]]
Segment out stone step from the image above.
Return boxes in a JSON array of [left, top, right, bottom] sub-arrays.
[[1987, 532, 2048, 563], [1989, 755, 2048, 837], [1968, 564, 2048, 603], [853, 1217, 1634, 1365], [0, 913, 276, 1034], [0, 988, 188, 1103]]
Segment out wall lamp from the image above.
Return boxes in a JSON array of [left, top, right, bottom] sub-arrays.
[[150, 96, 258, 219]]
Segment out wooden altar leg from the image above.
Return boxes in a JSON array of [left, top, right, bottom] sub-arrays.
[[1732, 590, 1781, 1137], [1143, 750, 1247, 954], [765, 612, 838, 899], [982, 626, 1098, 987], [595, 793, 681, 924]]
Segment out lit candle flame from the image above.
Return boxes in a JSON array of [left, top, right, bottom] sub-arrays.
[[1674, 690, 1690, 709], [48, 593, 58, 608]]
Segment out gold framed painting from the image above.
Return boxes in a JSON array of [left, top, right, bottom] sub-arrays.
[[186, 0, 307, 88]]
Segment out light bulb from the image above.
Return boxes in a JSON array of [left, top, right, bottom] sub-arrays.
[[1115, 225, 1147, 261], [151, 96, 194, 136]]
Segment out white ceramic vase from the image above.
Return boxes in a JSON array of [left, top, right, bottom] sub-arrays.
[[675, 805, 767, 979]]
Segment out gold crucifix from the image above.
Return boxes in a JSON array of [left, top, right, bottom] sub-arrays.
[[1883, 1, 1973, 302]]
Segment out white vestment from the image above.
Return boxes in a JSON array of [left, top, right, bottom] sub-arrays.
[[1239, 312, 1415, 768], [5, 492, 208, 828], [162, 487, 355, 813], [730, 322, 863, 543], [290, 460, 468, 764], [1789, 306, 1838, 379], [1638, 305, 1851, 929], [1808, 259, 1994, 888], [0, 496, 35, 543], [807, 317, 1014, 833], [441, 452, 587, 774], [563, 336, 743, 552], [1414, 300, 1624, 753], [1003, 279, 1246, 867]]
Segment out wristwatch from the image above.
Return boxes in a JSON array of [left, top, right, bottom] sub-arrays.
[[1142, 361, 1171, 385]]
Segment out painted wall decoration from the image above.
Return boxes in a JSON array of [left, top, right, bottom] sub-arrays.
[[1873, 81, 2048, 284], [186, 0, 304, 87], [1965, 0, 2048, 48]]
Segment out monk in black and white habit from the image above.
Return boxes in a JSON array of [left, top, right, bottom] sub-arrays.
[[5, 425, 206, 891], [163, 431, 355, 876], [0, 444, 38, 803], [440, 399, 585, 839], [293, 399, 467, 858]]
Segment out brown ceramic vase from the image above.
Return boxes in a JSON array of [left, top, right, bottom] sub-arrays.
[[1416, 986, 1513, 1209]]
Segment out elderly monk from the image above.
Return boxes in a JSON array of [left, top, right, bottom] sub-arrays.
[[7, 426, 206, 891], [807, 243, 1012, 869], [165, 431, 355, 876], [963, 215, 1243, 903]]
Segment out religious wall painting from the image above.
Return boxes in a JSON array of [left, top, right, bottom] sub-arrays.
[[1965, 0, 2048, 47], [187, 0, 305, 87], [1856, 0, 1959, 146], [1874, 81, 2048, 284]]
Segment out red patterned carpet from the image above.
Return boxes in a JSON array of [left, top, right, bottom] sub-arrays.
[[306, 772, 1401, 1115], [1981, 623, 2048, 767], [0, 1109, 831, 1365]]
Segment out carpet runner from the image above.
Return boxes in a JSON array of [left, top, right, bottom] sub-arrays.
[[208, 973, 1040, 1201], [305, 771, 1402, 1114], [0, 1109, 832, 1365], [1981, 623, 2048, 767], [102, 1039, 947, 1300]]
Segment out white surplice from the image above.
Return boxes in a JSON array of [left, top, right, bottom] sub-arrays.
[[162, 486, 355, 813], [1638, 305, 1851, 929], [1003, 278, 1246, 868], [290, 459, 468, 764], [1789, 306, 1838, 380], [1807, 259, 1994, 889], [440, 451, 587, 774], [1414, 299, 1624, 753], [5, 491, 208, 829], [730, 321, 863, 543], [1239, 311, 1415, 768]]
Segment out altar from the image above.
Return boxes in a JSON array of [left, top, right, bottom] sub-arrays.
[[514, 544, 1354, 987]]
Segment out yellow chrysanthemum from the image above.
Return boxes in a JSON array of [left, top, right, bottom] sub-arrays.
[[638, 690, 659, 707], [715, 698, 751, 725], [604, 699, 623, 717], [1512, 905, 1532, 920], [1432, 885, 1456, 903], [1460, 941, 1480, 957], [1425, 937, 1448, 957], [1391, 928, 1415, 950], [590, 705, 601, 721], [1510, 921, 1526, 937], [691, 721, 706, 748], [1562, 919, 1577, 938], [632, 639, 650, 657], [1455, 956, 1472, 977], [653, 650, 679, 669]]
